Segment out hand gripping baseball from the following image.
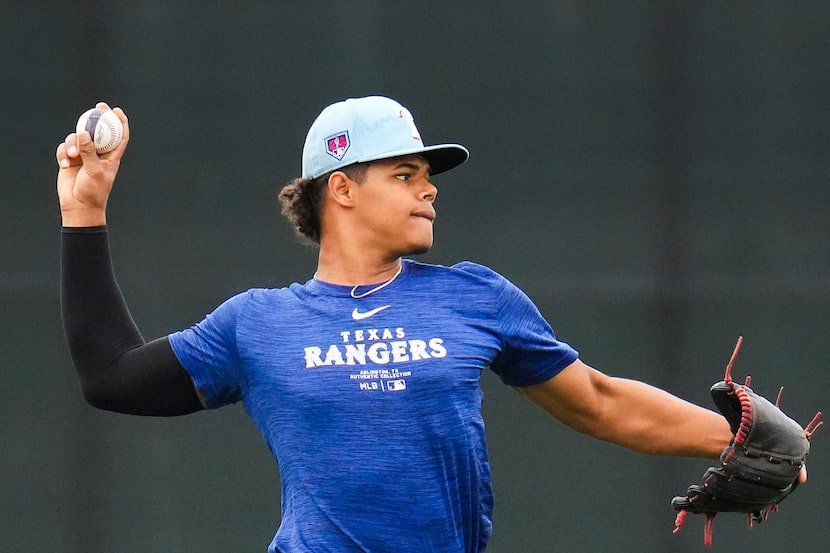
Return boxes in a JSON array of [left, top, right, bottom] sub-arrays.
[[57, 102, 130, 227], [671, 336, 823, 546]]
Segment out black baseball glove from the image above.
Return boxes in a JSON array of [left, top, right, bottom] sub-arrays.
[[671, 337, 822, 546]]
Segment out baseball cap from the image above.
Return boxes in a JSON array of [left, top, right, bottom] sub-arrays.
[[301, 96, 469, 179]]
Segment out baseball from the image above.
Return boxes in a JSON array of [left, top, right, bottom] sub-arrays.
[[76, 107, 123, 154]]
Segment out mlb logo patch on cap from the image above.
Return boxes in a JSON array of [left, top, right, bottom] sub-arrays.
[[326, 131, 350, 161]]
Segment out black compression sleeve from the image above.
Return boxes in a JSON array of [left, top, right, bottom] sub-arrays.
[[60, 226, 204, 416]]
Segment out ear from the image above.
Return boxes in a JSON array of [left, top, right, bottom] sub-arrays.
[[327, 171, 356, 207]]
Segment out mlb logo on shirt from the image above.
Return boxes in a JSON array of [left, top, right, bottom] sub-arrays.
[[325, 131, 350, 160], [387, 379, 406, 392]]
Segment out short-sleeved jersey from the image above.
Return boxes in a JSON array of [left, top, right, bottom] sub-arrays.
[[168, 259, 578, 553]]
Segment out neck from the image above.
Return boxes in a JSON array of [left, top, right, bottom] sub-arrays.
[[314, 208, 413, 285], [314, 246, 403, 286]]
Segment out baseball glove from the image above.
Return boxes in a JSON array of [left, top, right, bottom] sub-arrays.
[[671, 336, 822, 546]]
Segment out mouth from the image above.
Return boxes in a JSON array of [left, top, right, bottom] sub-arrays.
[[411, 209, 436, 222]]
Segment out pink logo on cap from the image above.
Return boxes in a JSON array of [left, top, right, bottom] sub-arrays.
[[398, 109, 422, 142], [325, 131, 350, 160]]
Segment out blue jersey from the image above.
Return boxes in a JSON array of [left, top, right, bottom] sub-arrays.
[[168, 259, 578, 552]]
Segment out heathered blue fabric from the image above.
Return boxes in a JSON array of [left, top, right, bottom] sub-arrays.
[[168, 259, 578, 552]]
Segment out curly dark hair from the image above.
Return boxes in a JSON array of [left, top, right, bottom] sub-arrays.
[[278, 162, 369, 244]]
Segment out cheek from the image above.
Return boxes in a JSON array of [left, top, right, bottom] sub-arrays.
[[363, 195, 407, 224], [358, 204, 408, 238]]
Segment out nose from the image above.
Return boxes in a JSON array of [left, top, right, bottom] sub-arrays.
[[422, 179, 438, 202]]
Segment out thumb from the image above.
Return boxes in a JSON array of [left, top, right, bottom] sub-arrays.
[[77, 130, 102, 169]]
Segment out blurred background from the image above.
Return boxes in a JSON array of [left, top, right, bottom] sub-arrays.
[[2, 2, 827, 552]]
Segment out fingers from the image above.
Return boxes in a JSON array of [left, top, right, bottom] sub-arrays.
[[110, 105, 130, 153], [56, 102, 129, 168], [799, 464, 808, 484], [57, 132, 82, 168], [56, 130, 100, 169], [56, 140, 70, 168], [76, 128, 100, 163]]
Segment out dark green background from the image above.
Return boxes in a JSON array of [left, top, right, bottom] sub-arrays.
[[2, 2, 828, 552]]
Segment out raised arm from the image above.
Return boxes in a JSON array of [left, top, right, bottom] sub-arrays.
[[517, 358, 732, 458], [57, 103, 204, 416]]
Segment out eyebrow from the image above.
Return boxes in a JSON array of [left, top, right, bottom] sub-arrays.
[[393, 161, 431, 174]]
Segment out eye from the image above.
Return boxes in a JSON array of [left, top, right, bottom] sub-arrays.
[[395, 173, 411, 181]]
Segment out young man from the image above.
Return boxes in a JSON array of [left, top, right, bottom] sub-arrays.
[[58, 96, 735, 552]]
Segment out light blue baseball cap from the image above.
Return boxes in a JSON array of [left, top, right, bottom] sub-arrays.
[[301, 96, 469, 179]]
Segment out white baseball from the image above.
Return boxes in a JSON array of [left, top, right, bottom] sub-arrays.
[[76, 108, 123, 154]]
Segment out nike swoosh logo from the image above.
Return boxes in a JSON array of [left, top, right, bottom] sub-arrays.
[[351, 305, 392, 320]]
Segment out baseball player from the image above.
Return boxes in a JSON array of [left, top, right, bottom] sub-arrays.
[[56, 96, 811, 552]]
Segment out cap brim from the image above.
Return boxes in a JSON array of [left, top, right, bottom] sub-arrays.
[[356, 143, 469, 176]]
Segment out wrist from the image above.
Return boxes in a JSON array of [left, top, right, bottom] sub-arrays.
[[61, 208, 107, 228]]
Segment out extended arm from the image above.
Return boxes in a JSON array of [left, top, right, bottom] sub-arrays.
[[57, 103, 204, 416], [517, 359, 732, 459]]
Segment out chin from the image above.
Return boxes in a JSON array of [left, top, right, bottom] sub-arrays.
[[398, 236, 433, 257], [393, 228, 433, 257], [408, 244, 431, 256]]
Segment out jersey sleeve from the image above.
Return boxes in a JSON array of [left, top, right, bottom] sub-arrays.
[[486, 271, 579, 387], [167, 291, 248, 408]]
